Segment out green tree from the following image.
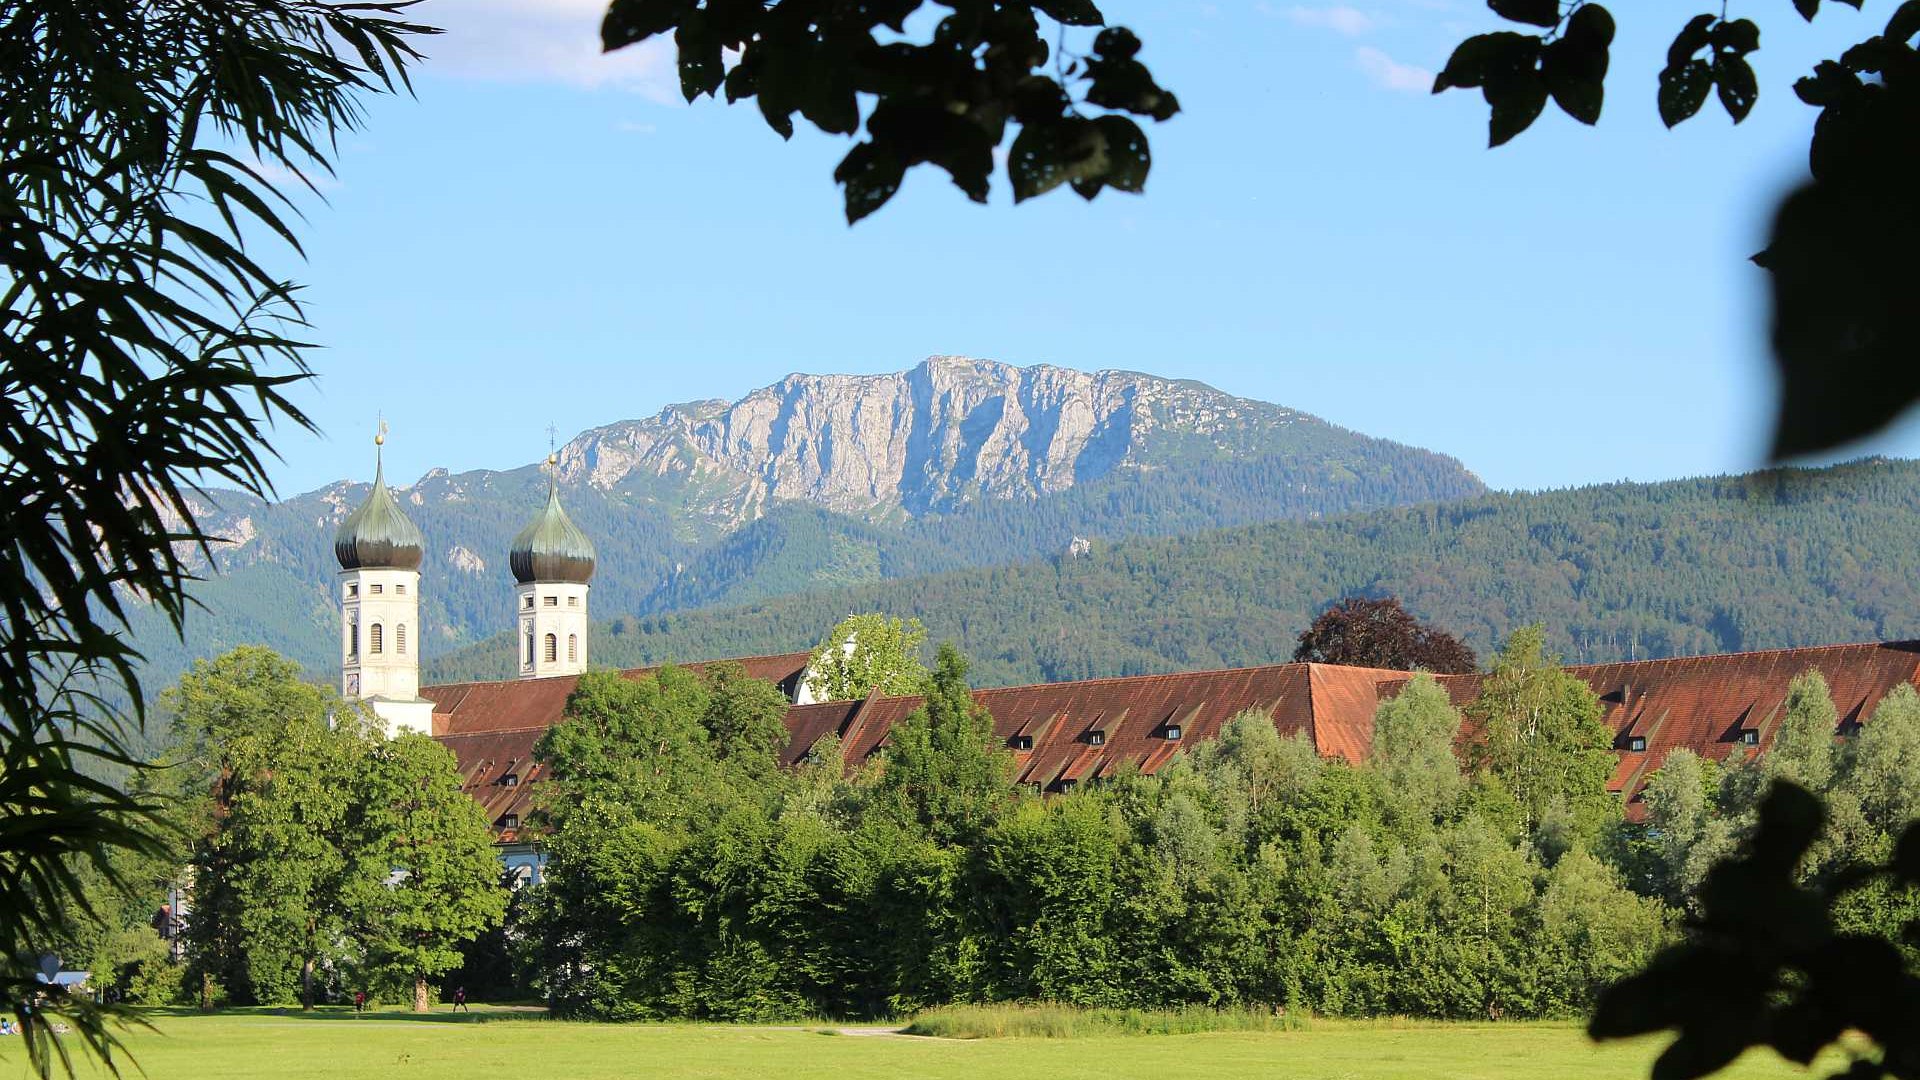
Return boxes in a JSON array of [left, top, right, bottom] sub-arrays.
[[346, 734, 508, 1013], [1768, 672, 1840, 794], [700, 661, 794, 784], [171, 649, 371, 1008], [535, 667, 722, 823], [872, 644, 1016, 846], [1840, 682, 1920, 831], [1637, 748, 1733, 907], [0, 3, 430, 1071], [1372, 673, 1467, 826], [804, 614, 932, 703], [1464, 626, 1617, 840]]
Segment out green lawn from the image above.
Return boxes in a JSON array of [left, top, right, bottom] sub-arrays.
[[20, 1008, 1835, 1080]]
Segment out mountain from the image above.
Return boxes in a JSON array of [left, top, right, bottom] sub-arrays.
[[132, 357, 1483, 687], [424, 458, 1920, 689]]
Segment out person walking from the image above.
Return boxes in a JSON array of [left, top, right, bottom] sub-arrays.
[[452, 986, 468, 1013], [353, 990, 366, 1014]]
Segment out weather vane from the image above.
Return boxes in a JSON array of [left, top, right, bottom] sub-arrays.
[[376, 413, 388, 447]]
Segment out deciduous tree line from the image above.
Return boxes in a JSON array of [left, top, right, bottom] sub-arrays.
[[57, 649, 505, 1013], [505, 626, 1920, 1022]]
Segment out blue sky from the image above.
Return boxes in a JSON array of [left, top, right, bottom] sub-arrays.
[[257, 0, 1910, 496]]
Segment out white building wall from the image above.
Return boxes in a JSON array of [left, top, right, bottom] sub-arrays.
[[515, 581, 590, 679]]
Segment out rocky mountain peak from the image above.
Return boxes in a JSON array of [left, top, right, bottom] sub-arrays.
[[556, 356, 1316, 521]]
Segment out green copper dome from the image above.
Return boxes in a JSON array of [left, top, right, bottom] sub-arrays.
[[510, 468, 596, 584], [334, 447, 424, 571]]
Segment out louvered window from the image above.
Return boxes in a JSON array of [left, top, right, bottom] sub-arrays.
[[568, 634, 578, 662], [396, 624, 407, 655], [544, 634, 557, 663], [370, 623, 383, 654]]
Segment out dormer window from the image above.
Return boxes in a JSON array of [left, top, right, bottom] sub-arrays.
[[1086, 730, 1106, 747], [1627, 736, 1647, 752], [1163, 725, 1183, 741], [501, 773, 519, 788], [1010, 735, 1034, 751], [497, 813, 519, 831], [1740, 730, 1760, 746]]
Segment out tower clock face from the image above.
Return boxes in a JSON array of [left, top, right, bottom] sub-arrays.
[[345, 673, 360, 696]]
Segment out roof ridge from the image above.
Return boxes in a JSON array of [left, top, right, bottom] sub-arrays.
[[423, 649, 814, 694], [1567, 639, 1915, 672]]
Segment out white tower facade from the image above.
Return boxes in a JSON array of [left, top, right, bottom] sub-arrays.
[[335, 433, 434, 735], [515, 579, 591, 678], [341, 565, 423, 702], [510, 454, 597, 680]]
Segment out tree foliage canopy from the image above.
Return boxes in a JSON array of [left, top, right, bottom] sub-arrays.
[[805, 613, 932, 702], [1, 2, 432, 1072], [599, 0, 1178, 221], [1293, 596, 1479, 674], [171, 649, 504, 1014]]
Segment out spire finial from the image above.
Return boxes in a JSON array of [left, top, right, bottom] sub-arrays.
[[545, 423, 560, 494]]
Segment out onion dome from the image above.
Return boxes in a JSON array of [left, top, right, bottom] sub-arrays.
[[334, 436, 424, 571], [510, 457, 596, 584]]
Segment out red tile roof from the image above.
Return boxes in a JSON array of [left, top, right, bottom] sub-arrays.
[[431, 641, 1920, 842], [424, 651, 813, 737]]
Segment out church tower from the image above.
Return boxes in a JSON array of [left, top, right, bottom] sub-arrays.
[[335, 429, 434, 735], [511, 455, 596, 679]]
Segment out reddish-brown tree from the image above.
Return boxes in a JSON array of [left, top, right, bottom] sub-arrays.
[[1292, 597, 1478, 674]]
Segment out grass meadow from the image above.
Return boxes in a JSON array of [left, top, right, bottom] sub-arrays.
[[6, 1005, 1848, 1080]]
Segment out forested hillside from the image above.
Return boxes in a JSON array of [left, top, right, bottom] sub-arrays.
[[125, 360, 1481, 689], [428, 459, 1920, 687]]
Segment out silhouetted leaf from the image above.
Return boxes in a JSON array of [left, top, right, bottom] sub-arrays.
[[1093, 115, 1150, 192], [1658, 60, 1713, 126], [1891, 1, 1920, 43], [1542, 5, 1612, 124], [603, 0, 694, 50], [1711, 18, 1761, 56], [1489, 0, 1560, 29], [1668, 15, 1716, 69], [834, 143, 906, 223], [1488, 72, 1548, 145], [1034, 0, 1104, 26]]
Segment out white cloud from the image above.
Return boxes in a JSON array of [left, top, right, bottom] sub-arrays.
[[1354, 45, 1433, 92], [614, 120, 657, 134], [415, 0, 679, 100], [1285, 5, 1378, 36]]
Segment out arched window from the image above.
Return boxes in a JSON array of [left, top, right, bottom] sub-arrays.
[[369, 623, 383, 654], [568, 634, 578, 662], [348, 618, 359, 659], [396, 623, 407, 655], [524, 627, 534, 666], [544, 633, 557, 663]]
